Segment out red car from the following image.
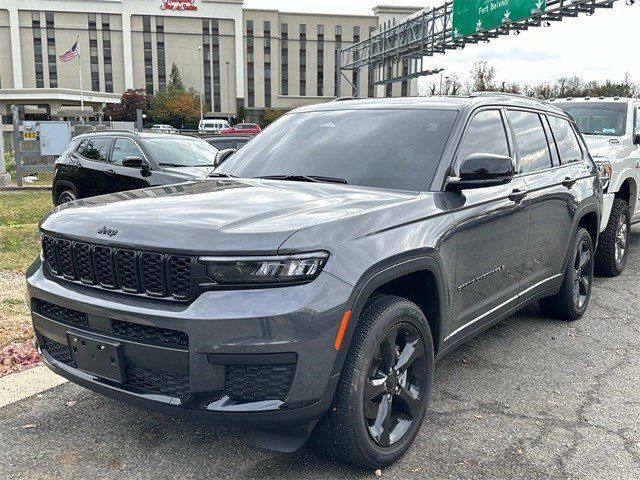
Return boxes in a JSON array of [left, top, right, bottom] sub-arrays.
[[219, 123, 262, 135]]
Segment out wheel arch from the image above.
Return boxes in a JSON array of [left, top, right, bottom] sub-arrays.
[[331, 253, 448, 378], [53, 180, 78, 204], [614, 176, 637, 217]]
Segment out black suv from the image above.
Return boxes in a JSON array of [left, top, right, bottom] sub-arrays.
[[51, 132, 219, 205], [28, 95, 601, 468]]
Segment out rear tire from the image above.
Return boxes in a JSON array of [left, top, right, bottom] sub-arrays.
[[594, 199, 630, 277], [56, 189, 77, 206], [539, 227, 594, 321], [311, 294, 434, 469]]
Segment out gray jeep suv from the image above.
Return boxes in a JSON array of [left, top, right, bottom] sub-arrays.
[[27, 94, 601, 468]]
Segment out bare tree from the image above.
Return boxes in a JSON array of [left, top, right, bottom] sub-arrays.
[[470, 61, 496, 92]]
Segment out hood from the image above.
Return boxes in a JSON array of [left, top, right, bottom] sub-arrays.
[[583, 136, 633, 162], [161, 166, 216, 180], [40, 179, 417, 254]]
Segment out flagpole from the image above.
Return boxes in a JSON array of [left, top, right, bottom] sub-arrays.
[[76, 34, 85, 124]]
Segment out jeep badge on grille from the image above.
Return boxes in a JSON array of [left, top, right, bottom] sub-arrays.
[[97, 226, 118, 237]]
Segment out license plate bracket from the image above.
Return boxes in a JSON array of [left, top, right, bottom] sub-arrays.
[[67, 331, 124, 383]]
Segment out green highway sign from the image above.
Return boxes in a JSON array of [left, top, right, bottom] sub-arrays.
[[452, 0, 546, 39]]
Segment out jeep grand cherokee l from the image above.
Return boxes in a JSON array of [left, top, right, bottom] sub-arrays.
[[28, 94, 601, 468]]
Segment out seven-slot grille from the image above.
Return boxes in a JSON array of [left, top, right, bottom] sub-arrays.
[[41, 235, 194, 300]]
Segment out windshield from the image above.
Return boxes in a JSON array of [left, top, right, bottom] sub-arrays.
[[144, 137, 219, 167], [557, 102, 628, 136], [217, 109, 457, 191]]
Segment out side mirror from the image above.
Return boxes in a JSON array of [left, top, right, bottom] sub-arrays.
[[122, 156, 150, 171], [214, 148, 237, 167], [447, 153, 515, 190], [633, 133, 640, 145]]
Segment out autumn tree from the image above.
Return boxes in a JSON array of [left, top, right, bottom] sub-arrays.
[[103, 89, 149, 121]]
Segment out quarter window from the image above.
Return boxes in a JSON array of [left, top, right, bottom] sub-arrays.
[[548, 116, 583, 164], [112, 139, 144, 166], [78, 137, 112, 162], [507, 110, 552, 173], [457, 110, 510, 167]]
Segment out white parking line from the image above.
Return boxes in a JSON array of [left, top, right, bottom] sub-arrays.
[[0, 366, 67, 408]]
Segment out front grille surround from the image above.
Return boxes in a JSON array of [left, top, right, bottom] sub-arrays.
[[41, 235, 195, 300]]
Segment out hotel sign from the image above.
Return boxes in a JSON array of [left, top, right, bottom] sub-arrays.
[[161, 0, 198, 12]]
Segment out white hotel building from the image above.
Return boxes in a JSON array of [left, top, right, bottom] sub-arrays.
[[0, 0, 421, 121]]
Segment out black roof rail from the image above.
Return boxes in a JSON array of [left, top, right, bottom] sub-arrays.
[[332, 96, 364, 102]]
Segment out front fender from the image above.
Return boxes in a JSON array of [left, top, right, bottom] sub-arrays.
[[328, 251, 449, 380]]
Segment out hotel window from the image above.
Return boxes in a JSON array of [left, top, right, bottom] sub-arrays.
[[299, 24, 306, 96], [88, 14, 100, 91], [246, 20, 254, 108], [352, 26, 360, 95], [368, 28, 376, 98], [202, 20, 212, 107], [32, 12, 44, 88], [317, 25, 324, 96], [45, 12, 57, 88], [334, 25, 342, 97], [211, 20, 221, 112], [102, 14, 113, 92], [142, 16, 154, 94], [264, 21, 271, 108], [156, 17, 166, 91], [280, 23, 288, 95], [386, 64, 393, 97]]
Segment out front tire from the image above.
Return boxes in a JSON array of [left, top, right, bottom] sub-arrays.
[[312, 294, 434, 469], [539, 227, 594, 321], [594, 199, 630, 277]]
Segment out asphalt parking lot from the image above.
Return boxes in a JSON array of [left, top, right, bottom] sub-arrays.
[[1, 229, 639, 480]]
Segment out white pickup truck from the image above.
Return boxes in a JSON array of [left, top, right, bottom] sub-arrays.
[[555, 97, 640, 276]]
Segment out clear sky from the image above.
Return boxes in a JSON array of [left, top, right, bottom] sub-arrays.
[[243, 0, 640, 87]]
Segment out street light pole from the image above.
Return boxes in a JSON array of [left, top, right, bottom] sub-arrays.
[[225, 61, 231, 124], [197, 46, 204, 130]]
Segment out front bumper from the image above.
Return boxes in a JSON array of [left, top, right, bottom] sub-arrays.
[[27, 261, 352, 429]]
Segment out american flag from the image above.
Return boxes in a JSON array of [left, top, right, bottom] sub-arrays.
[[59, 40, 79, 62]]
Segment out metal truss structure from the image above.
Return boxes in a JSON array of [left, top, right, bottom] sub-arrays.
[[339, 0, 630, 95]]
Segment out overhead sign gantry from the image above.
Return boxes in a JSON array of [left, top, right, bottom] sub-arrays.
[[339, 0, 630, 96]]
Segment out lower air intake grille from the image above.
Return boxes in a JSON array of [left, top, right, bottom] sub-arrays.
[[125, 365, 190, 398], [41, 337, 73, 366], [34, 299, 89, 329], [226, 364, 295, 402], [111, 320, 189, 349]]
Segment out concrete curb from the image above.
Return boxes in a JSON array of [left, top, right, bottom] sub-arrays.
[[0, 365, 67, 408]]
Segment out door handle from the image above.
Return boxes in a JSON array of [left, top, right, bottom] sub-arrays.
[[562, 177, 577, 188], [508, 188, 528, 203], [105, 169, 116, 176]]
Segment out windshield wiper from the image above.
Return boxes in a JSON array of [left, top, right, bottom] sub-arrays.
[[257, 174, 348, 184], [159, 162, 187, 167], [208, 172, 238, 178]]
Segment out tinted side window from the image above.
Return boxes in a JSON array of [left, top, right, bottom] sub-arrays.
[[548, 116, 582, 164], [508, 110, 552, 173], [634, 104, 640, 132], [112, 138, 144, 166], [457, 110, 510, 166], [80, 137, 112, 162]]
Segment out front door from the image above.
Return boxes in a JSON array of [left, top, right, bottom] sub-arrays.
[[101, 138, 155, 194], [445, 109, 530, 342]]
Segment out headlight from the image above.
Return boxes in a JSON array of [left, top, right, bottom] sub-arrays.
[[199, 252, 329, 285], [595, 159, 612, 189]]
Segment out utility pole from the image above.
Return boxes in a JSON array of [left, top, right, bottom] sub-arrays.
[[197, 46, 204, 130], [225, 61, 231, 124]]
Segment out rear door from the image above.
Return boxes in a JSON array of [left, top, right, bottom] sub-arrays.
[[446, 109, 531, 341], [512, 110, 590, 296], [76, 137, 114, 197]]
